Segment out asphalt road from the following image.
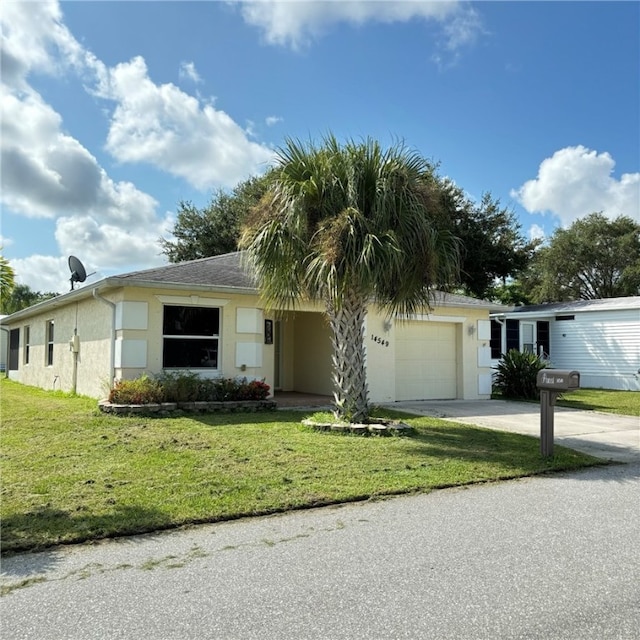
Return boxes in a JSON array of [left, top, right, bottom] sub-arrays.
[[2, 461, 639, 640]]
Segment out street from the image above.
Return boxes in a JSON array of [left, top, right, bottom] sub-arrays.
[[2, 461, 639, 639]]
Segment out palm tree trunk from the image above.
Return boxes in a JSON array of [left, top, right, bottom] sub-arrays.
[[326, 293, 370, 423]]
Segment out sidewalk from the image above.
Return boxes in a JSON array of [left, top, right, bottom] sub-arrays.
[[384, 399, 640, 462]]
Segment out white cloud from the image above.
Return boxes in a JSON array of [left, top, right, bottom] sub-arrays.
[[1, 0, 277, 292], [9, 255, 71, 294], [512, 146, 640, 227], [528, 224, 545, 242], [234, 0, 476, 53], [0, 235, 14, 248], [266, 115, 283, 126], [100, 56, 275, 190], [0, 0, 170, 290], [179, 61, 202, 84]]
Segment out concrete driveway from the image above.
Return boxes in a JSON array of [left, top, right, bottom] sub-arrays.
[[385, 399, 640, 463]]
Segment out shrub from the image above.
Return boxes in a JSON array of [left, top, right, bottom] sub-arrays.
[[139, 372, 271, 403], [108, 375, 164, 405], [155, 371, 201, 402], [493, 350, 548, 400]]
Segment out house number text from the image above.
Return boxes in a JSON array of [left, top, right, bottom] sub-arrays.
[[370, 334, 390, 347]]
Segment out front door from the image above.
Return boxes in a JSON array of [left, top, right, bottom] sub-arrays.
[[274, 320, 282, 390], [520, 322, 535, 354]]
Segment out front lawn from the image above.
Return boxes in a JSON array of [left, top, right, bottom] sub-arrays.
[[555, 388, 639, 416], [1, 379, 600, 553]]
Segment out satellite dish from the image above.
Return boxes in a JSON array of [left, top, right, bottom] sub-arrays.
[[68, 255, 87, 290]]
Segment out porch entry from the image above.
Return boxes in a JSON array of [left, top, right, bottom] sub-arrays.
[[273, 311, 333, 396]]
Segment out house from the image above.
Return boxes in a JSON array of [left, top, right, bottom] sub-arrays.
[[490, 297, 640, 391], [1, 252, 504, 402]]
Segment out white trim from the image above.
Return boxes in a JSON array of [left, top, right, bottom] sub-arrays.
[[398, 314, 466, 323], [155, 295, 230, 307]]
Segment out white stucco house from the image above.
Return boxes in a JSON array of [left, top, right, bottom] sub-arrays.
[[1, 252, 504, 402], [490, 297, 640, 391]]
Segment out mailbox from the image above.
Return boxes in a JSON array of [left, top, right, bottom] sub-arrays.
[[536, 369, 580, 392], [537, 369, 580, 457]]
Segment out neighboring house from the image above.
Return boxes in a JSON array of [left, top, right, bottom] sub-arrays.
[[490, 297, 640, 391], [0, 252, 504, 402]]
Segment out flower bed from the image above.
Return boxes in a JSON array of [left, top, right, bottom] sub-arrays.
[[301, 417, 413, 436]]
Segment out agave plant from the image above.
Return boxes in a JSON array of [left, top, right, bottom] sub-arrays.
[[493, 349, 548, 400]]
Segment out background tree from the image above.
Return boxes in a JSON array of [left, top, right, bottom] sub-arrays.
[[240, 135, 459, 423], [525, 213, 640, 302], [0, 284, 58, 315], [487, 280, 534, 307], [161, 174, 271, 262], [436, 183, 538, 299], [0, 253, 15, 305]]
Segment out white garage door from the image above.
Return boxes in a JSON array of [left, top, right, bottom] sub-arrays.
[[395, 321, 457, 400]]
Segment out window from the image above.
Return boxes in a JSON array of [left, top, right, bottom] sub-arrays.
[[490, 320, 502, 359], [45, 320, 54, 366], [555, 315, 575, 321], [24, 325, 30, 364], [162, 306, 220, 369]]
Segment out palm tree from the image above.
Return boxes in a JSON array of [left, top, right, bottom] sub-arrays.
[[240, 135, 459, 423], [0, 252, 15, 305]]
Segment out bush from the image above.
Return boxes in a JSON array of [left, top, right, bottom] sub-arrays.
[[108, 375, 164, 405], [155, 371, 202, 402], [123, 372, 271, 403], [493, 350, 548, 400]]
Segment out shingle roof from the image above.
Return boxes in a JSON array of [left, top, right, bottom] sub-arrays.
[[111, 252, 501, 309], [432, 291, 508, 311], [505, 297, 640, 314], [112, 252, 255, 289], [0, 251, 503, 323]]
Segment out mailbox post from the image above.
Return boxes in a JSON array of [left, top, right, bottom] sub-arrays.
[[536, 369, 580, 457]]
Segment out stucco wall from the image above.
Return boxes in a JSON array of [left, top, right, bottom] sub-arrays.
[[366, 304, 493, 402], [7, 295, 113, 398], [291, 311, 333, 395], [119, 287, 276, 395], [5, 286, 494, 402]]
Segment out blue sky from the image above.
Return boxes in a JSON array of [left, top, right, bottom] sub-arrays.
[[2, 0, 639, 294]]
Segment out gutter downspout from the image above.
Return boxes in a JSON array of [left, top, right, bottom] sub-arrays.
[[494, 317, 506, 358], [93, 288, 116, 391]]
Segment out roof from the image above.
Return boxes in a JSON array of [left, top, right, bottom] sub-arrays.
[[493, 296, 640, 318], [111, 252, 255, 289], [1, 251, 502, 322], [432, 291, 507, 311]]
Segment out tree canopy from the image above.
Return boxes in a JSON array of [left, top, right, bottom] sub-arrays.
[[240, 135, 459, 422], [0, 253, 15, 305], [0, 284, 58, 315], [160, 165, 533, 302], [524, 213, 640, 302], [435, 183, 538, 299], [160, 174, 271, 263]]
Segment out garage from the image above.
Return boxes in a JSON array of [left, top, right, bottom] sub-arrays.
[[395, 321, 458, 400]]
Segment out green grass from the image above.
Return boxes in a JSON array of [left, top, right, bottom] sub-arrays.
[[493, 388, 639, 416], [554, 388, 639, 416], [1, 379, 601, 553]]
